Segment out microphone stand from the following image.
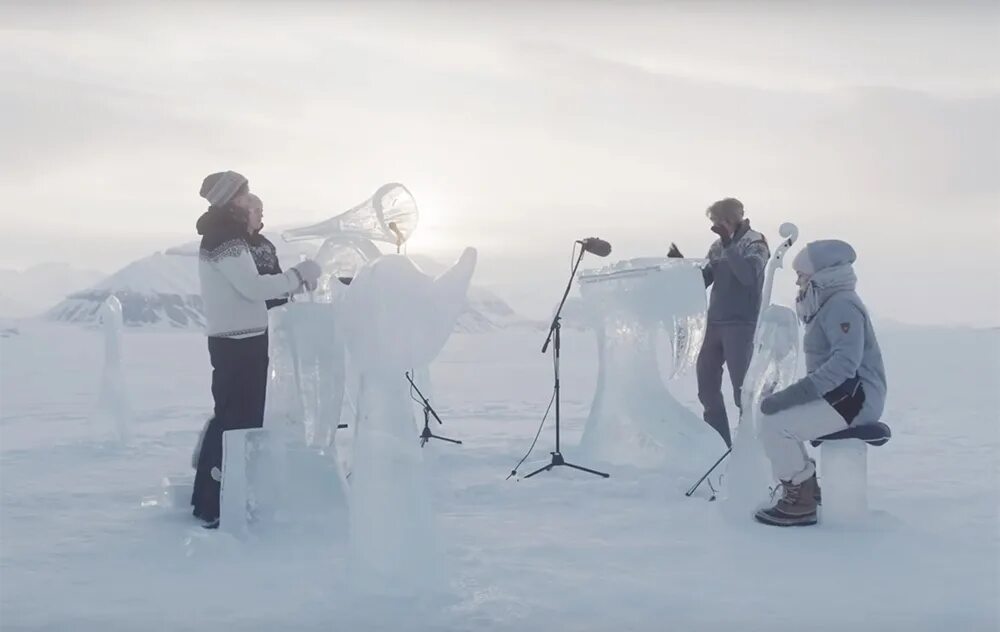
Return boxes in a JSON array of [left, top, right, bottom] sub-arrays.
[[524, 245, 609, 479], [406, 371, 461, 447]]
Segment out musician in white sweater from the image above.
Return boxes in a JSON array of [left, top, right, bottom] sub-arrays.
[[190, 170, 320, 528]]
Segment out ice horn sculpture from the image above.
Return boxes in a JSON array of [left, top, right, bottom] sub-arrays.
[[281, 183, 418, 248], [340, 247, 476, 594], [281, 182, 419, 299]]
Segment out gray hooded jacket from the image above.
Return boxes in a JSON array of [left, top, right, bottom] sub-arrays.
[[794, 240, 888, 424], [703, 220, 770, 325]]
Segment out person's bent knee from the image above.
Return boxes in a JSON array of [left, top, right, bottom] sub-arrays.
[[756, 410, 787, 441]]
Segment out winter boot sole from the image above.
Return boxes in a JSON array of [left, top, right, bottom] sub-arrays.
[[754, 508, 818, 527]]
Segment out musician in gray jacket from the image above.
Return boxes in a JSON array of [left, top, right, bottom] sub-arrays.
[[672, 198, 770, 447], [754, 239, 887, 527]]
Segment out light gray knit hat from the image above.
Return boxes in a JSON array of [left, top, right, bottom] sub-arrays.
[[199, 171, 248, 207]]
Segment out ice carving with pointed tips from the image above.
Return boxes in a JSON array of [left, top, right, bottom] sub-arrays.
[[340, 247, 477, 594]]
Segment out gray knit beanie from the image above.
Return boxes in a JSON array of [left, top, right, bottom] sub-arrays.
[[199, 171, 248, 207]]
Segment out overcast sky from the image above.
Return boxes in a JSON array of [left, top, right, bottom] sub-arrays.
[[1, 1, 997, 325]]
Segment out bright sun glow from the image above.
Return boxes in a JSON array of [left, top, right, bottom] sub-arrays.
[[400, 184, 457, 255]]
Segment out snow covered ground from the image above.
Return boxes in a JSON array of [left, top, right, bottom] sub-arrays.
[[1, 322, 998, 631]]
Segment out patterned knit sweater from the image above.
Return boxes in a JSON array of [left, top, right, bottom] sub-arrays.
[[196, 207, 300, 339]]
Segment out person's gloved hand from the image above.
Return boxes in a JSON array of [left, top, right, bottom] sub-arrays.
[[711, 224, 733, 247], [667, 243, 683, 258], [292, 259, 322, 291], [760, 378, 820, 415]]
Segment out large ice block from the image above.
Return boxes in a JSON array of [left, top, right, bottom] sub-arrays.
[[576, 258, 718, 467]]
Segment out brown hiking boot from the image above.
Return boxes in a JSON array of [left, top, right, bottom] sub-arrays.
[[754, 479, 818, 527], [809, 472, 822, 505]]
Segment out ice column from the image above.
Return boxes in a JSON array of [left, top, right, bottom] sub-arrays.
[[97, 295, 130, 443]]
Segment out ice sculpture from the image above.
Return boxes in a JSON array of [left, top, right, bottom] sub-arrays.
[[266, 302, 345, 448], [340, 248, 476, 594], [97, 295, 130, 442], [220, 428, 278, 536], [577, 258, 719, 467], [281, 182, 419, 299], [718, 305, 800, 520], [218, 423, 353, 536], [719, 222, 800, 520], [282, 183, 418, 248]]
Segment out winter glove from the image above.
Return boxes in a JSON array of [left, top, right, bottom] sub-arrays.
[[667, 243, 683, 258], [292, 259, 322, 291], [759, 378, 820, 415], [710, 224, 732, 247]]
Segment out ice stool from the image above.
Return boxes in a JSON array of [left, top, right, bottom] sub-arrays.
[[810, 422, 891, 522]]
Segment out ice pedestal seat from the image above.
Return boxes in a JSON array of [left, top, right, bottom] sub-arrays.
[[820, 440, 869, 522], [812, 422, 892, 523], [576, 258, 718, 467]]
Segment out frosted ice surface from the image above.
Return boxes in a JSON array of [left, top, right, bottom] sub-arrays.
[[819, 440, 870, 523], [266, 302, 345, 449], [341, 249, 476, 375], [220, 429, 275, 535], [97, 295, 130, 442], [339, 248, 476, 594], [99, 295, 123, 363], [219, 427, 349, 536], [576, 258, 717, 466], [311, 236, 382, 301], [720, 304, 801, 520]]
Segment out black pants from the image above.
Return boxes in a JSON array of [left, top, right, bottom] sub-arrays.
[[191, 333, 269, 522]]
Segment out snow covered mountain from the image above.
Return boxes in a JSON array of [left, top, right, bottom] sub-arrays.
[[0, 263, 105, 319], [47, 252, 204, 328], [47, 238, 527, 332]]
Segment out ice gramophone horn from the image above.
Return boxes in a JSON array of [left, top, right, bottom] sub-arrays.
[[281, 183, 419, 247]]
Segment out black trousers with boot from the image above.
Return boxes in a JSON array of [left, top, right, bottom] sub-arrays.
[[192, 333, 269, 523]]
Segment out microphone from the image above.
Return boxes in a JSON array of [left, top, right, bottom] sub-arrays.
[[577, 237, 612, 258]]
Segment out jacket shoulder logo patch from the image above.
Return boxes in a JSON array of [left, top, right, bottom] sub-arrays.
[[840, 322, 851, 334]]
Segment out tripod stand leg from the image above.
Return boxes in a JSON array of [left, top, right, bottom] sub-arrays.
[[428, 434, 462, 445], [563, 461, 610, 478], [685, 448, 731, 497], [522, 463, 553, 479]]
